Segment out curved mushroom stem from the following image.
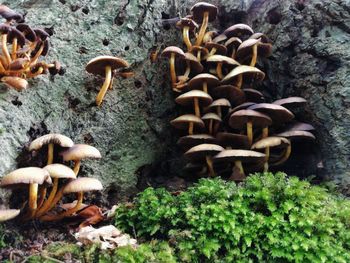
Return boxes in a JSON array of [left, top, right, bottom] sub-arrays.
[[169, 53, 177, 89], [262, 127, 269, 139], [216, 62, 223, 79], [247, 121, 253, 146], [31, 43, 44, 65], [47, 143, 54, 165], [184, 61, 191, 79], [43, 186, 65, 214], [183, 26, 192, 50], [271, 144, 292, 166], [216, 106, 222, 118], [96, 65, 112, 106], [232, 160, 245, 181], [206, 156, 215, 177], [27, 183, 38, 219], [11, 38, 17, 60], [195, 12, 209, 46], [37, 187, 47, 209], [108, 74, 114, 90], [194, 97, 200, 117], [196, 50, 202, 61], [2, 34, 11, 66], [26, 67, 44, 78], [73, 160, 81, 175], [208, 47, 217, 57], [35, 177, 59, 218], [208, 119, 213, 135], [263, 146, 270, 172], [202, 81, 208, 93], [40, 192, 83, 222], [235, 74, 243, 89], [250, 44, 258, 67], [188, 122, 194, 135]]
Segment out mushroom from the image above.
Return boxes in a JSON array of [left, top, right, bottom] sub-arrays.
[[216, 132, 250, 150], [1, 76, 28, 91], [175, 90, 213, 117], [251, 136, 291, 172], [40, 177, 103, 222], [0, 167, 51, 219], [205, 98, 231, 118], [206, 55, 240, 79], [185, 144, 224, 177], [191, 2, 218, 46], [202, 113, 222, 135], [0, 5, 23, 24], [272, 97, 307, 112], [229, 109, 272, 146], [0, 24, 12, 66], [29, 134, 74, 165], [16, 23, 36, 43], [190, 45, 209, 61], [170, 114, 204, 135], [204, 42, 227, 57], [161, 47, 185, 90], [177, 134, 216, 151], [8, 27, 25, 60], [225, 37, 242, 58], [223, 24, 254, 39], [203, 30, 220, 44], [243, 88, 265, 103], [175, 53, 203, 89], [222, 65, 265, 89], [211, 85, 245, 106], [176, 18, 198, 50], [35, 164, 76, 218], [86, 56, 129, 106], [0, 209, 20, 222], [284, 122, 315, 132], [213, 149, 265, 181], [30, 39, 49, 64], [235, 38, 261, 66], [188, 73, 219, 94], [212, 34, 227, 44]]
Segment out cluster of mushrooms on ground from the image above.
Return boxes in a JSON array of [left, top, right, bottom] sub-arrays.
[[163, 2, 316, 181]]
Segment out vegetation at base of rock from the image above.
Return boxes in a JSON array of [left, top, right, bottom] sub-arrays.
[[115, 172, 350, 262]]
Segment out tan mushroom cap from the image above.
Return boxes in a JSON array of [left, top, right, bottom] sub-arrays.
[[222, 65, 265, 84], [231, 102, 256, 112], [176, 17, 198, 31], [243, 88, 265, 103], [285, 122, 315, 132], [191, 2, 218, 22], [249, 33, 273, 56], [214, 149, 265, 163], [161, 46, 186, 59], [248, 103, 294, 123], [202, 112, 222, 122], [203, 31, 219, 43], [229, 109, 272, 129], [185, 143, 224, 161], [212, 85, 245, 105], [86, 56, 129, 76], [252, 136, 290, 150], [190, 45, 209, 58], [277, 130, 316, 141], [188, 73, 219, 90], [175, 90, 213, 106], [206, 55, 240, 66], [1, 167, 51, 188], [183, 52, 203, 73], [29, 134, 74, 151], [177, 134, 216, 149], [213, 34, 227, 43], [224, 24, 254, 38], [170, 114, 205, 130], [0, 209, 20, 222], [206, 99, 231, 113], [249, 33, 271, 43], [236, 38, 261, 60], [204, 42, 227, 55], [225, 37, 242, 49], [273, 97, 307, 109], [216, 132, 250, 149], [43, 164, 76, 179], [61, 144, 102, 161], [63, 177, 103, 194], [1, 76, 28, 91]]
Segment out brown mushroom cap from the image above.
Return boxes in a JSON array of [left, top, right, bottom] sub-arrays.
[[222, 65, 265, 84], [206, 55, 240, 67], [86, 56, 129, 76], [249, 33, 273, 56], [235, 39, 260, 60], [207, 98, 231, 111], [60, 144, 102, 161], [63, 177, 103, 194], [213, 34, 227, 43], [177, 134, 216, 149], [202, 112, 222, 122], [190, 2, 218, 22], [176, 17, 198, 31], [190, 45, 209, 59], [0, 209, 20, 222], [175, 90, 213, 106], [212, 85, 245, 105], [161, 46, 186, 59], [231, 102, 256, 113], [214, 149, 265, 163], [8, 28, 25, 47], [204, 42, 227, 55], [1, 76, 28, 91], [16, 23, 36, 42], [0, 5, 23, 22], [272, 97, 307, 110], [229, 109, 272, 129], [29, 134, 74, 151], [8, 58, 30, 71], [224, 24, 254, 38], [252, 136, 290, 150], [185, 143, 224, 162], [248, 103, 294, 123], [188, 73, 219, 90], [249, 33, 271, 43], [33, 28, 50, 41], [216, 132, 250, 149], [183, 52, 203, 73], [225, 37, 242, 49], [243, 88, 265, 103], [170, 114, 205, 130], [1, 167, 51, 188], [43, 164, 76, 179], [277, 130, 316, 141], [284, 122, 315, 132]]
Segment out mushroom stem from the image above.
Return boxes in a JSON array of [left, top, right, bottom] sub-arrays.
[[73, 160, 81, 175], [45, 186, 64, 212], [232, 160, 246, 181], [31, 43, 45, 64], [195, 12, 209, 46], [271, 144, 292, 166], [183, 26, 192, 50], [188, 122, 194, 135], [26, 66, 44, 78], [216, 106, 222, 118], [231, 49, 236, 59], [35, 177, 59, 217], [206, 156, 215, 177], [235, 160, 244, 175], [11, 38, 17, 60], [247, 121, 253, 146], [108, 73, 114, 90], [169, 53, 177, 89], [196, 50, 201, 61], [216, 62, 223, 79], [263, 146, 270, 172], [194, 97, 200, 117], [208, 47, 217, 57], [47, 143, 54, 165], [202, 81, 208, 93], [0, 59, 5, 72], [208, 119, 213, 135], [29, 183, 38, 211], [37, 187, 47, 209], [184, 61, 191, 79], [250, 44, 258, 67], [235, 74, 243, 89], [96, 65, 112, 106], [2, 34, 11, 66], [262, 127, 269, 139]]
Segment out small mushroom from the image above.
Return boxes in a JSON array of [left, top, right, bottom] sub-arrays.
[[16, 23, 36, 42], [176, 18, 198, 50], [177, 134, 216, 151], [222, 65, 265, 89], [216, 132, 250, 150], [225, 37, 242, 58], [175, 53, 203, 89], [235, 38, 261, 66], [204, 42, 227, 57], [212, 33, 227, 44], [1, 76, 28, 91], [205, 98, 231, 118], [161, 47, 185, 90], [0, 5, 23, 24], [0, 209, 20, 222], [188, 73, 219, 94], [190, 45, 209, 61], [206, 55, 240, 79], [175, 90, 212, 117], [8, 27, 25, 60], [0, 24, 12, 66], [272, 97, 307, 112], [223, 24, 254, 39], [211, 85, 245, 106], [243, 88, 265, 103], [203, 30, 219, 44], [202, 113, 221, 135], [170, 114, 204, 135], [284, 122, 315, 132]]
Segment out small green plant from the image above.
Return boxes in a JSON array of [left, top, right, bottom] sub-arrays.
[[115, 172, 350, 262]]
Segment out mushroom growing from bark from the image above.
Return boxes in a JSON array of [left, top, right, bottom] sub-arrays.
[[171, 114, 204, 135], [206, 55, 240, 79], [202, 112, 222, 135], [86, 56, 129, 106], [211, 85, 245, 106], [225, 37, 242, 58], [224, 24, 254, 39], [161, 46, 185, 91], [175, 90, 212, 117], [188, 73, 219, 94], [175, 53, 203, 90], [222, 65, 265, 89], [177, 134, 216, 151], [176, 18, 198, 51], [206, 98, 231, 118]]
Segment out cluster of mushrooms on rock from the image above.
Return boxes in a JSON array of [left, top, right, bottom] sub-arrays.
[[162, 2, 316, 181]]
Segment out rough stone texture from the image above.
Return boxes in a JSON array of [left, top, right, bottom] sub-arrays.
[[0, 0, 349, 203]]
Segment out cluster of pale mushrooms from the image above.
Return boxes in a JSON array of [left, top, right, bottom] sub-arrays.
[[0, 5, 62, 91], [162, 2, 316, 181], [0, 134, 103, 223]]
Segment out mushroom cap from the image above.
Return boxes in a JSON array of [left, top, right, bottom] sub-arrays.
[[203, 30, 219, 43], [61, 144, 102, 161], [8, 58, 30, 71], [176, 17, 198, 31], [204, 42, 227, 55], [40, 40, 50, 56], [161, 46, 185, 59], [222, 65, 265, 84], [175, 90, 213, 106], [207, 98, 231, 109], [249, 32, 271, 43], [190, 45, 209, 59], [231, 102, 256, 112], [170, 114, 205, 130], [29, 134, 74, 151], [43, 164, 76, 179], [236, 38, 261, 60], [243, 88, 265, 103], [0, 5, 23, 22], [202, 112, 222, 122], [252, 136, 290, 150], [33, 28, 50, 41], [185, 143, 224, 161], [277, 130, 316, 141], [206, 55, 240, 66], [213, 34, 227, 43], [1, 76, 28, 91], [0, 209, 20, 222], [1, 167, 52, 188], [190, 2, 218, 22], [183, 52, 203, 73], [248, 103, 294, 123], [214, 149, 265, 163], [63, 177, 103, 194], [188, 73, 219, 90], [225, 37, 242, 49], [8, 28, 25, 47], [212, 85, 245, 105], [216, 132, 250, 149], [86, 56, 129, 76], [0, 23, 11, 34], [224, 24, 254, 38], [273, 97, 307, 110], [16, 23, 36, 42], [284, 122, 315, 132], [229, 109, 272, 129], [177, 134, 216, 149]]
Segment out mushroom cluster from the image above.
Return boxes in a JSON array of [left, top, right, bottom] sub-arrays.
[[162, 2, 316, 181], [0, 5, 62, 91], [0, 133, 103, 222]]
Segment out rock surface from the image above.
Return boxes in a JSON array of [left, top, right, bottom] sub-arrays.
[[0, 0, 349, 203]]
